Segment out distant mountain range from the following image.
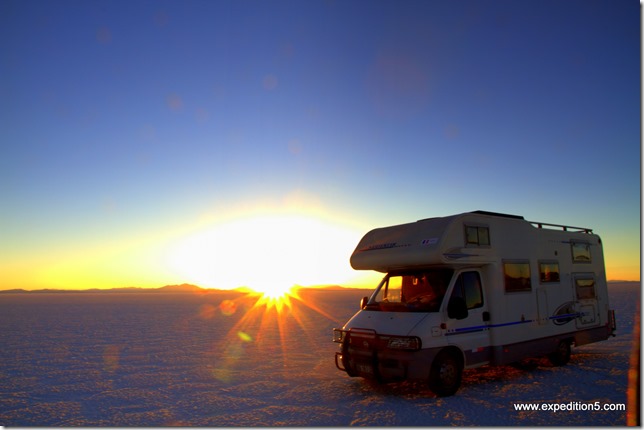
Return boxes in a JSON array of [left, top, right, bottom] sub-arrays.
[[0, 284, 212, 294]]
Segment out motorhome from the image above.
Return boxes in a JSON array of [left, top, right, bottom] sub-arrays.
[[333, 211, 616, 396]]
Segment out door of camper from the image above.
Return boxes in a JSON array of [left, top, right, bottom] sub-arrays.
[[444, 270, 491, 366], [573, 273, 600, 328]]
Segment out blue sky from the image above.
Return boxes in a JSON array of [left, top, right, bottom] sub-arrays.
[[1, 0, 640, 290]]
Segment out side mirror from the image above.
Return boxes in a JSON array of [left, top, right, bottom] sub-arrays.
[[360, 296, 369, 309], [447, 297, 468, 320]]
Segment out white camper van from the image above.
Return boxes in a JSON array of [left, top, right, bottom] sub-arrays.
[[333, 211, 616, 396]]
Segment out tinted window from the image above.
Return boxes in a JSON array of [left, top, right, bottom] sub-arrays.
[[571, 242, 591, 263], [370, 269, 454, 312], [575, 278, 596, 300], [451, 271, 484, 309], [465, 225, 490, 246], [504, 261, 532, 292], [539, 261, 560, 283]]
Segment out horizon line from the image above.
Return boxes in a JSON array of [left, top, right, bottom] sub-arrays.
[[0, 279, 640, 293]]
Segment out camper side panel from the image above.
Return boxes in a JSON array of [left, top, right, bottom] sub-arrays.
[[483, 226, 611, 364]]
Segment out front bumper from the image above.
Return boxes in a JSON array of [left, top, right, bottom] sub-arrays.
[[333, 328, 440, 382]]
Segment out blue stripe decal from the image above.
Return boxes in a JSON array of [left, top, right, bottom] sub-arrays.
[[489, 319, 534, 328], [446, 319, 532, 335], [549, 312, 583, 320], [445, 313, 583, 336]]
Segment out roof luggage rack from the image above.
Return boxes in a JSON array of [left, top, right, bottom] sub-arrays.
[[472, 211, 593, 234], [470, 210, 593, 233], [529, 220, 593, 234], [419, 210, 593, 233]]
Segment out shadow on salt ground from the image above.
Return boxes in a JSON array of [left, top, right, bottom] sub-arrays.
[[331, 338, 630, 426]]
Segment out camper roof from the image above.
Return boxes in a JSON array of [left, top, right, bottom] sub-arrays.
[[417, 210, 525, 222], [350, 210, 595, 272]]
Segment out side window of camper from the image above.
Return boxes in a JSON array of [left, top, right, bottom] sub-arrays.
[[539, 261, 560, 283], [451, 271, 483, 309], [465, 225, 490, 246], [575, 277, 596, 300], [571, 242, 591, 263], [504, 261, 532, 292]]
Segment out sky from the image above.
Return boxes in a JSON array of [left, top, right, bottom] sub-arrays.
[[1, 0, 640, 291]]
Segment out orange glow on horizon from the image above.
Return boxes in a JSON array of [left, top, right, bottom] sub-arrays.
[[0, 193, 639, 291]]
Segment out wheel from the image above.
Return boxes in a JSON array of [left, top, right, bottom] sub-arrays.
[[548, 340, 571, 366], [428, 350, 463, 397]]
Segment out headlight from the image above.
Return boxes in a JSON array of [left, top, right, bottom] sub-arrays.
[[333, 329, 345, 343], [386, 336, 421, 350]]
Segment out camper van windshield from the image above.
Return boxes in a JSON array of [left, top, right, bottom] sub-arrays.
[[367, 269, 454, 312]]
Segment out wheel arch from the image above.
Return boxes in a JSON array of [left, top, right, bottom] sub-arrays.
[[436, 345, 465, 367]]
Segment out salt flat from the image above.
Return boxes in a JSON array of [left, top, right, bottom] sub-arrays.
[[0, 283, 638, 426]]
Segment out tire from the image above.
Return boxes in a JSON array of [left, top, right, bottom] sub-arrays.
[[428, 350, 463, 397], [548, 340, 571, 366]]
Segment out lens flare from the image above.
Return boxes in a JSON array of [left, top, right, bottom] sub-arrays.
[[219, 299, 238, 316]]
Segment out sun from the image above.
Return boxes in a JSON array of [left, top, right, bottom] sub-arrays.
[[249, 284, 301, 313], [254, 282, 296, 300], [164, 211, 361, 293]]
